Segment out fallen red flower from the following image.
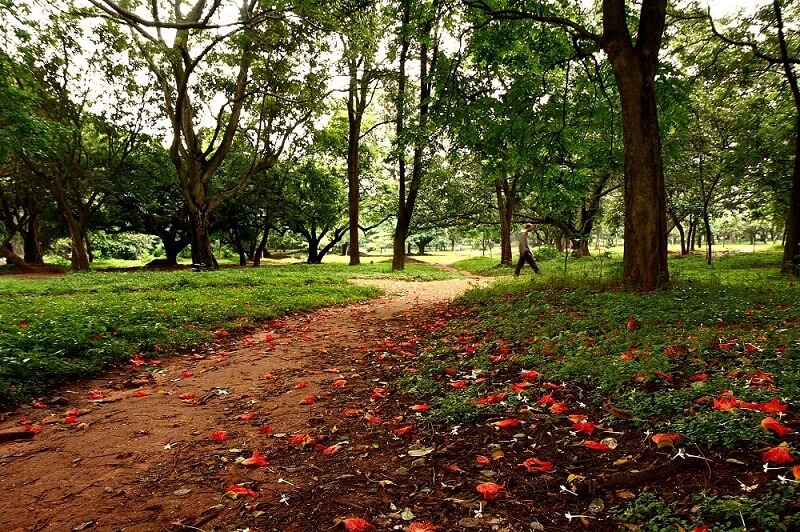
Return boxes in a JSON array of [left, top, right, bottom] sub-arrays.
[[64, 415, 78, 424], [225, 485, 258, 498], [23, 424, 43, 434], [651, 433, 682, 448], [761, 417, 793, 437], [333, 379, 347, 387], [492, 418, 520, 428], [87, 390, 104, 400], [393, 425, 414, 437], [712, 396, 738, 412], [238, 412, 256, 421], [689, 373, 709, 382], [476, 455, 491, 464], [520, 457, 553, 473], [626, 317, 639, 331], [241, 449, 269, 467], [450, 380, 467, 389], [288, 433, 314, 446], [476, 482, 505, 501], [342, 408, 363, 417], [181, 370, 193, 378], [583, 440, 612, 451], [131, 354, 146, 366], [210, 430, 229, 442], [134, 390, 150, 398], [572, 422, 597, 435], [549, 402, 569, 415], [341, 517, 375, 531], [793, 465, 800, 480], [295, 381, 307, 389], [759, 398, 788, 414], [363, 413, 383, 425], [763, 443, 795, 464], [537, 394, 555, 405], [301, 395, 317, 405], [322, 444, 344, 456], [259, 425, 273, 435], [510, 381, 532, 392], [410, 404, 430, 412], [521, 370, 540, 381]]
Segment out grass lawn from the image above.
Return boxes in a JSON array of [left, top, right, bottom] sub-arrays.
[[401, 247, 800, 530], [0, 262, 459, 406]]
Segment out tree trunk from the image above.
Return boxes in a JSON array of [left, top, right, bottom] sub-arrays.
[[603, 0, 669, 291], [20, 216, 44, 265], [783, 114, 800, 273], [188, 209, 218, 268], [0, 240, 34, 272], [703, 210, 713, 265], [307, 237, 321, 264], [495, 179, 514, 266]]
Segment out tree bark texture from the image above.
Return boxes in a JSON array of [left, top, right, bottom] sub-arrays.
[[602, 0, 669, 291]]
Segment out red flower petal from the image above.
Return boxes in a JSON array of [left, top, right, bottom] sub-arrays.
[[476, 482, 505, 501], [763, 444, 795, 464], [521, 370, 540, 381], [549, 402, 569, 415], [241, 449, 269, 467], [322, 444, 344, 456], [572, 422, 598, 435], [450, 380, 467, 389], [238, 412, 256, 421], [64, 415, 79, 424], [759, 398, 788, 414], [410, 404, 430, 412], [761, 417, 793, 437], [476, 455, 491, 464], [333, 379, 347, 387], [134, 390, 150, 398], [301, 395, 317, 404], [294, 380, 307, 389], [363, 413, 383, 425], [651, 433, 682, 448], [583, 440, 612, 451], [87, 390, 104, 400], [393, 425, 414, 437], [342, 517, 375, 531], [510, 381, 532, 392], [492, 418, 520, 428], [225, 485, 259, 498], [259, 425, 273, 435], [210, 430, 229, 442], [181, 370, 194, 378], [520, 457, 553, 473], [537, 394, 555, 405]]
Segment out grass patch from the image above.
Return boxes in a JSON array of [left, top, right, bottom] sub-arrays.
[[398, 248, 800, 529], [0, 262, 456, 405]]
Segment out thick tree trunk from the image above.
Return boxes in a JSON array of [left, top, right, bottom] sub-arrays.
[[253, 224, 270, 267], [20, 216, 44, 265], [188, 209, 218, 269], [307, 238, 321, 264], [703, 210, 713, 265], [603, 0, 669, 291], [0, 241, 34, 272], [783, 116, 800, 273]]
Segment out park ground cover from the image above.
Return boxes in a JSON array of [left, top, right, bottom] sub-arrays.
[[387, 248, 800, 530], [0, 262, 458, 406]]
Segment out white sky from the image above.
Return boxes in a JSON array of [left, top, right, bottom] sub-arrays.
[[706, 0, 762, 19]]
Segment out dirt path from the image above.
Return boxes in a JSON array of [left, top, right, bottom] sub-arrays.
[[0, 276, 488, 532]]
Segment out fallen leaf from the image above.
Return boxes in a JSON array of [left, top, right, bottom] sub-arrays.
[[408, 446, 435, 457]]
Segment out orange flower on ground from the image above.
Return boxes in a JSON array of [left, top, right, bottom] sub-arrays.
[[333, 379, 347, 387], [64, 415, 79, 424], [762, 443, 794, 464], [342, 517, 375, 531], [792, 465, 800, 480], [759, 398, 788, 415], [294, 380, 307, 389], [393, 425, 414, 437], [520, 457, 553, 473], [509, 381, 532, 392], [626, 316, 639, 330], [476, 455, 491, 465], [258, 425, 273, 435], [521, 370, 540, 381], [23, 425, 43, 434], [712, 396, 738, 412], [568, 414, 587, 423], [492, 418, 520, 429], [210, 430, 229, 442], [301, 396, 317, 405], [761, 417, 793, 437], [241, 450, 269, 467], [583, 441, 612, 451], [225, 485, 259, 498], [322, 444, 344, 456], [651, 433, 682, 448], [689, 373, 709, 382], [537, 394, 555, 405], [410, 404, 431, 412], [342, 408, 363, 417], [549, 402, 569, 415], [572, 422, 597, 435], [288, 433, 315, 446], [476, 482, 505, 501], [181, 370, 193, 378], [238, 412, 256, 421], [87, 390, 104, 399], [363, 413, 383, 425], [134, 390, 150, 398], [408, 523, 437, 532], [450, 380, 467, 389]]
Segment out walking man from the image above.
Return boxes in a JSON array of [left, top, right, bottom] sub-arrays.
[[515, 223, 540, 277]]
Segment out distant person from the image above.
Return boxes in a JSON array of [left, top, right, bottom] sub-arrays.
[[515, 223, 540, 277]]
